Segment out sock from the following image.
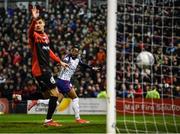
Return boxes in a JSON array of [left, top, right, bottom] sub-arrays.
[[72, 98, 80, 120], [22, 92, 44, 100], [46, 96, 58, 120]]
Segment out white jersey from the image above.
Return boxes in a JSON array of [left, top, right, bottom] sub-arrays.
[[58, 55, 80, 81]]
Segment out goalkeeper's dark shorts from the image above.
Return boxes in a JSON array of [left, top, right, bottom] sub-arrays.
[[35, 71, 56, 92]]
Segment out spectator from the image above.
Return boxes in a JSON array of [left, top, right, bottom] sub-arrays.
[[135, 84, 143, 98], [97, 89, 107, 98], [116, 2, 179, 98], [96, 47, 106, 65], [0, 0, 179, 100], [128, 84, 136, 98], [0, 76, 6, 84]]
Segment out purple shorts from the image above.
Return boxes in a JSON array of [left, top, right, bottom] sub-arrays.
[[56, 78, 72, 94]]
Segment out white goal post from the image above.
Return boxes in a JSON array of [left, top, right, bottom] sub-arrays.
[[106, 0, 117, 133]]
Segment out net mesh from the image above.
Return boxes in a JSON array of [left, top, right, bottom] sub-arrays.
[[116, 0, 180, 133]]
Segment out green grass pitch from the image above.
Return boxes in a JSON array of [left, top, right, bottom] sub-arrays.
[[0, 114, 179, 133]]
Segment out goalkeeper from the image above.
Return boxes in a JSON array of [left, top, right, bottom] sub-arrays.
[[145, 87, 160, 99], [28, 47, 100, 123], [13, 6, 69, 127]]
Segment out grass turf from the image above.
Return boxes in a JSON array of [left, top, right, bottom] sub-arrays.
[[0, 114, 179, 133]]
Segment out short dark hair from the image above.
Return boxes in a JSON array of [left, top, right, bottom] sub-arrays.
[[36, 16, 45, 22], [72, 47, 79, 52]]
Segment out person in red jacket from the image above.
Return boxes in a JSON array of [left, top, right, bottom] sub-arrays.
[[28, 6, 68, 127]]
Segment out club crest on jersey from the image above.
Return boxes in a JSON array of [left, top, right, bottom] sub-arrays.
[[35, 35, 49, 44], [44, 38, 49, 44]]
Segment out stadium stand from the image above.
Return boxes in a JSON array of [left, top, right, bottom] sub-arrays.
[[0, 0, 106, 100], [0, 0, 179, 101]]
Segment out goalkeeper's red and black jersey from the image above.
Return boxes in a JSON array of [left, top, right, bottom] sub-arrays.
[[28, 19, 60, 77]]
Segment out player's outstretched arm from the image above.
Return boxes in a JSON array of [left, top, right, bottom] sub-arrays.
[[49, 49, 61, 62], [79, 60, 100, 71], [49, 49, 69, 68], [28, 7, 39, 39], [59, 61, 69, 68], [92, 67, 100, 71], [31, 6, 39, 19]]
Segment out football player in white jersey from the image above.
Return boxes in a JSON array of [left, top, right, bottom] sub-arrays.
[[28, 48, 99, 123]]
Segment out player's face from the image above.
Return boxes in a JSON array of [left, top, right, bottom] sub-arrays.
[[35, 19, 45, 32], [71, 48, 79, 58]]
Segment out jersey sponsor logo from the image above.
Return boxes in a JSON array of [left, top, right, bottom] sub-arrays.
[[42, 46, 50, 50]]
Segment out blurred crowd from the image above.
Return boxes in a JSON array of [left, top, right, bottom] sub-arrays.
[[0, 0, 106, 100], [0, 0, 179, 100], [116, 2, 180, 98]]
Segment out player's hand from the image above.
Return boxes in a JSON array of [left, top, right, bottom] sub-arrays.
[[92, 67, 100, 71], [59, 61, 69, 68], [31, 6, 39, 19]]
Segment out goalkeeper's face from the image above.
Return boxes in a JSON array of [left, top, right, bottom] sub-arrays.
[[35, 19, 45, 32], [71, 48, 79, 59]]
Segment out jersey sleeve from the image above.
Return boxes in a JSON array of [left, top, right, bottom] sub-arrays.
[[79, 58, 92, 69], [49, 49, 61, 63], [63, 54, 70, 63], [28, 19, 36, 40]]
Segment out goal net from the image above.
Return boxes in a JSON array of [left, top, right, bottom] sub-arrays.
[[115, 0, 180, 133]]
